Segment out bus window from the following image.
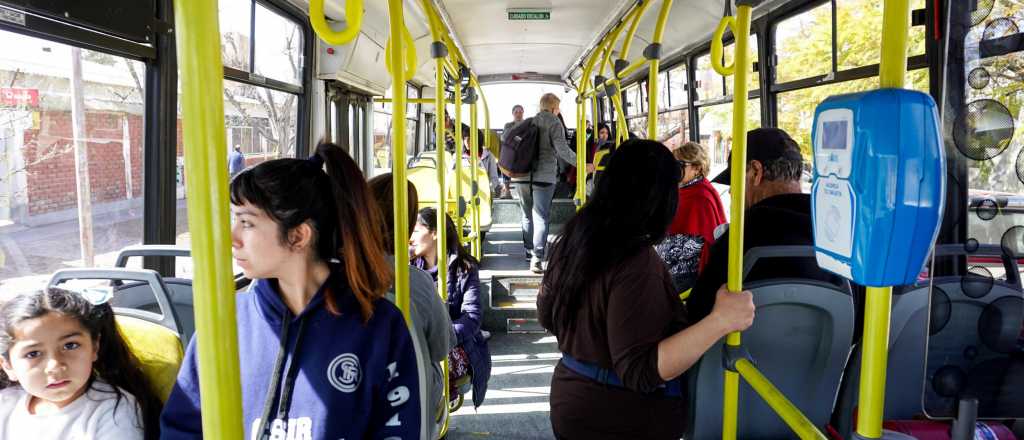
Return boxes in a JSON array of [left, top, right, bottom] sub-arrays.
[[836, 0, 926, 71], [774, 2, 833, 85], [0, 30, 146, 293], [723, 33, 760, 96], [697, 99, 761, 173]]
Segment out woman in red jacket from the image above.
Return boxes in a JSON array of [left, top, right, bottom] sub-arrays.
[[657, 141, 727, 293]]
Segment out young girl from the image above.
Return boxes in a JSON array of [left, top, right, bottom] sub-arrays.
[[409, 207, 491, 409], [160, 142, 423, 439], [0, 287, 162, 439]]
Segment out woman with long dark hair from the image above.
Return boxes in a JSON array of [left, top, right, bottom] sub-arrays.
[[538, 139, 756, 439], [409, 207, 491, 409], [161, 142, 422, 439]]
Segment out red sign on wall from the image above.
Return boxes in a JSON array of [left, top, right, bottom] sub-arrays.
[[0, 88, 39, 108]]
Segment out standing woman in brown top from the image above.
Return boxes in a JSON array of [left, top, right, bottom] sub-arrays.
[[537, 139, 756, 439]]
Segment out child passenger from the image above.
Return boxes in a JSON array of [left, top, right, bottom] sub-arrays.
[[0, 287, 162, 439]]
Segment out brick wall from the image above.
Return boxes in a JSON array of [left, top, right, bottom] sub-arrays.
[[22, 110, 145, 216]]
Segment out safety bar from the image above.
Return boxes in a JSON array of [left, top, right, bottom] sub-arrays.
[[376, 98, 442, 105], [720, 3, 754, 440], [309, 0, 362, 46], [932, 243, 1022, 286], [171, 0, 244, 437], [114, 244, 192, 268], [855, 2, 913, 438], [386, 0, 411, 323], [49, 268, 184, 344], [733, 359, 829, 439]]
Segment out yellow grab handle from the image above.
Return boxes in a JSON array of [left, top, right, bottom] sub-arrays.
[[385, 22, 418, 80], [310, 0, 362, 46], [711, 16, 736, 76]]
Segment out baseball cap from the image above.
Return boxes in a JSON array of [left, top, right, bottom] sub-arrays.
[[711, 127, 803, 185]]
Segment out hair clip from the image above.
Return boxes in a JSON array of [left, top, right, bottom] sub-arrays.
[[80, 287, 114, 306], [307, 153, 325, 169]]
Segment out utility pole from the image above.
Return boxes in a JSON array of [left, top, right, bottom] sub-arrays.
[[70, 47, 94, 266]]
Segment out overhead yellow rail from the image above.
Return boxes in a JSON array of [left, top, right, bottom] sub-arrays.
[[309, 0, 362, 46], [171, 0, 243, 438]]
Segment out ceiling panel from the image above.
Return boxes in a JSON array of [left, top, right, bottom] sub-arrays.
[[439, 0, 629, 77]]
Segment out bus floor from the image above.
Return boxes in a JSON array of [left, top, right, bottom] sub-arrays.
[[445, 223, 557, 439]]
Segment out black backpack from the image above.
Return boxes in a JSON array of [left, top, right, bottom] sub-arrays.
[[498, 118, 540, 178]]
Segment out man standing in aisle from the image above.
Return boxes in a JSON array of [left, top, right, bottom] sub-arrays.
[[515, 94, 576, 273], [497, 105, 525, 199]]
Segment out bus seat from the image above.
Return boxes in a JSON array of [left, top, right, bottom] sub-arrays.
[[116, 314, 184, 402], [113, 279, 196, 344], [834, 244, 1024, 438], [685, 278, 855, 439], [832, 283, 931, 438]]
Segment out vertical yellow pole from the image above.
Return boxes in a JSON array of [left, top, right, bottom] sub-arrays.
[[722, 5, 752, 440], [434, 44, 452, 440], [648, 0, 674, 140], [857, 1, 910, 437], [171, 0, 243, 437], [469, 100, 481, 259], [386, 0, 410, 323], [575, 99, 585, 209], [454, 82, 465, 245]]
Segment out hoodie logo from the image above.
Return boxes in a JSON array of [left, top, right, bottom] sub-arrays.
[[327, 353, 362, 392]]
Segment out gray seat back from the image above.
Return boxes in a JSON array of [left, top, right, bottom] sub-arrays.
[[833, 284, 931, 438], [687, 247, 855, 439]]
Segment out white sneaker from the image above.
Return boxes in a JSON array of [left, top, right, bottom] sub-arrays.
[[481, 330, 492, 341], [530, 256, 544, 274]]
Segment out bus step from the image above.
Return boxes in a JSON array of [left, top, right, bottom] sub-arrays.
[[507, 318, 545, 333]]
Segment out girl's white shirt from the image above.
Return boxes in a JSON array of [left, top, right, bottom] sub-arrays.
[[0, 380, 143, 440]]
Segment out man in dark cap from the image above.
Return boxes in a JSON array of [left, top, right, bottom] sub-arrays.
[[688, 127, 843, 320]]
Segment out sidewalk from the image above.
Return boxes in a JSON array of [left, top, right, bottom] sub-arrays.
[[1, 200, 190, 294]]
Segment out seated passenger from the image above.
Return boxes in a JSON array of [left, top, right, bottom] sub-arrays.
[[0, 288, 162, 439], [367, 173, 453, 437], [537, 139, 755, 439], [161, 142, 422, 439], [656, 142, 727, 293], [409, 208, 492, 409], [688, 128, 845, 321]]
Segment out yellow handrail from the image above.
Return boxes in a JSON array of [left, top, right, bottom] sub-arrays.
[[856, 2, 911, 438], [469, 99, 481, 260], [735, 360, 829, 440], [722, 5, 752, 440], [647, 0, 674, 140], [711, 16, 737, 76], [454, 81, 465, 245], [385, 21, 418, 80], [309, 0, 362, 46], [171, 0, 243, 437], [386, 0, 411, 324]]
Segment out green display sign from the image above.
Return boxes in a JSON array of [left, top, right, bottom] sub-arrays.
[[508, 10, 550, 20]]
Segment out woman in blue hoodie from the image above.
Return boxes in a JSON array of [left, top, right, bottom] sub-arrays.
[[409, 207, 491, 409], [160, 142, 422, 439]]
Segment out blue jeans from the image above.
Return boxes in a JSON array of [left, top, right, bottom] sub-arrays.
[[516, 181, 555, 260]]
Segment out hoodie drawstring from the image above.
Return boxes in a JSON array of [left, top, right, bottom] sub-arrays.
[[254, 313, 308, 439]]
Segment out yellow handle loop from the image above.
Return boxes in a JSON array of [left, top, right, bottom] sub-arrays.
[[309, 0, 362, 46], [385, 23, 417, 80], [711, 16, 736, 76]]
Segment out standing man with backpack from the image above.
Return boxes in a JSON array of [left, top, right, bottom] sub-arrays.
[[499, 93, 577, 273], [497, 105, 525, 199]]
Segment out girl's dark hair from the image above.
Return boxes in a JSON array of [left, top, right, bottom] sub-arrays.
[[416, 207, 478, 271], [230, 141, 393, 321], [367, 173, 419, 251], [0, 288, 163, 440], [542, 139, 680, 326]]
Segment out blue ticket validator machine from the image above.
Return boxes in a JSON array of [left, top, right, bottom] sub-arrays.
[[811, 88, 945, 286]]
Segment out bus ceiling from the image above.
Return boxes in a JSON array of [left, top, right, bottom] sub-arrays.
[[297, 0, 792, 91]]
